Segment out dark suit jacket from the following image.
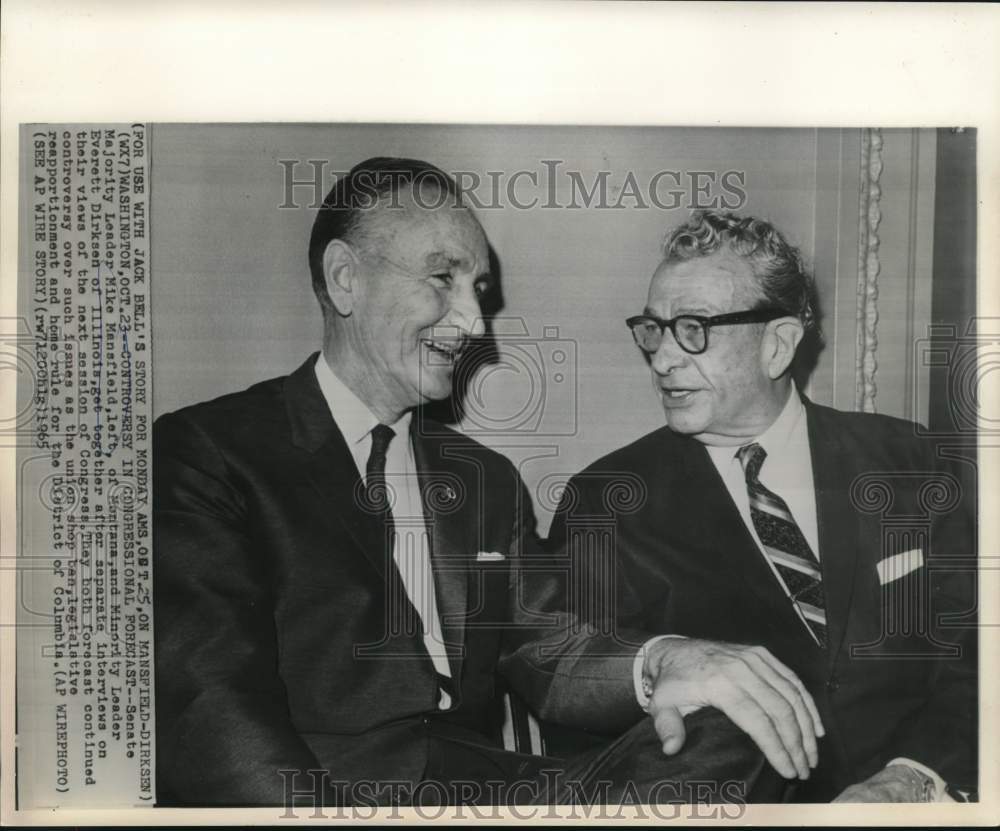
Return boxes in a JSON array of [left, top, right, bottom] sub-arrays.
[[547, 397, 977, 800], [153, 354, 639, 806]]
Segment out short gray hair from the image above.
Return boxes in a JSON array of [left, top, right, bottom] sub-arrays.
[[308, 157, 460, 318]]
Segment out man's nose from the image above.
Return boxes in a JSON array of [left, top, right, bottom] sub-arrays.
[[450, 282, 486, 338], [649, 329, 689, 376]]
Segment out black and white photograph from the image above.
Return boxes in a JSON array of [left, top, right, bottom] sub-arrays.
[[2, 2, 998, 827]]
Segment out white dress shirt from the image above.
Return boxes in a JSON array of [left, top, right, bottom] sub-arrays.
[[314, 353, 453, 709]]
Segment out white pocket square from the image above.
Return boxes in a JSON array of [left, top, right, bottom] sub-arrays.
[[876, 548, 924, 585], [475, 551, 506, 562]]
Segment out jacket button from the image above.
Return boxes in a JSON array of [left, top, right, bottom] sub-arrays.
[[826, 675, 840, 693]]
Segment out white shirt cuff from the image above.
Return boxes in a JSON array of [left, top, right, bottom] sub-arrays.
[[633, 634, 684, 710], [886, 757, 952, 802]]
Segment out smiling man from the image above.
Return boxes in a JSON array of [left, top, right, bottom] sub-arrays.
[[315, 174, 490, 418], [153, 162, 787, 809], [548, 209, 977, 803]]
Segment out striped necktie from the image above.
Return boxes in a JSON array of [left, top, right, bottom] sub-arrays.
[[737, 442, 828, 648]]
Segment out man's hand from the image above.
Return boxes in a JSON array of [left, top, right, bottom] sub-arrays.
[[832, 764, 935, 802], [644, 638, 824, 780]]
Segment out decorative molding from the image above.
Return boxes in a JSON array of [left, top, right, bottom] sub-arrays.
[[855, 128, 884, 413], [903, 128, 921, 422]]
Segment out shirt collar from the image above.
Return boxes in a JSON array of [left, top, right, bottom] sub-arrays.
[[314, 352, 411, 447], [754, 385, 805, 459], [704, 386, 805, 467]]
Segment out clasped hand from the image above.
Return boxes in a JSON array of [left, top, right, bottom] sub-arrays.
[[644, 638, 824, 780]]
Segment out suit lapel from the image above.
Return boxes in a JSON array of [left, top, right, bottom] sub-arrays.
[[285, 354, 389, 579], [806, 401, 863, 668], [678, 439, 811, 634], [410, 419, 471, 681]]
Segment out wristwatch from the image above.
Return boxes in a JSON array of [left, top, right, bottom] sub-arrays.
[[889, 764, 936, 802], [641, 674, 653, 701]]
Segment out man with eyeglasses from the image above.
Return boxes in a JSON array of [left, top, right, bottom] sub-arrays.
[[547, 210, 976, 802]]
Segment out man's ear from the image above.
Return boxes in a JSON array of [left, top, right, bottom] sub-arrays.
[[322, 239, 358, 316], [762, 317, 804, 379]]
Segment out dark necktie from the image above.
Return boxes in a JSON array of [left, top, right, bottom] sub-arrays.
[[365, 424, 453, 706], [366, 424, 419, 638], [366, 423, 395, 534], [737, 442, 828, 648]]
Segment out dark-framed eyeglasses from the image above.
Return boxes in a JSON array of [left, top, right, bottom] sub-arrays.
[[625, 307, 791, 355]]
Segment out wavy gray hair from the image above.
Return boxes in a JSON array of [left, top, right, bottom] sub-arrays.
[[662, 209, 819, 334]]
